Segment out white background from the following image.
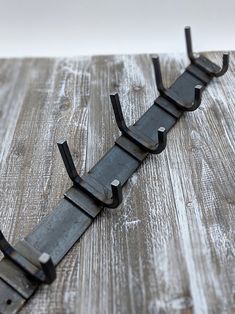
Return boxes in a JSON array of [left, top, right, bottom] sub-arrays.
[[0, 0, 234, 57]]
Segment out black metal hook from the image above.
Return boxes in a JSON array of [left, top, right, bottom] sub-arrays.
[[57, 141, 122, 208], [0, 231, 56, 284], [110, 93, 167, 154], [152, 56, 203, 111], [185, 26, 229, 77]]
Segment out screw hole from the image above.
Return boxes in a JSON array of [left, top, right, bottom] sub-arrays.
[[6, 299, 12, 305]]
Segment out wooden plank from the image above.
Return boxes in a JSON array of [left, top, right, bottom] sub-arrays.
[[162, 52, 235, 313], [0, 53, 234, 313], [0, 59, 33, 165]]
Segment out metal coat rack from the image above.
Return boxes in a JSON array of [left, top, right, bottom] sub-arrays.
[[0, 27, 229, 313]]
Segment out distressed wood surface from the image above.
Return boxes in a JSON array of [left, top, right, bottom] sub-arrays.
[[0, 52, 234, 314]]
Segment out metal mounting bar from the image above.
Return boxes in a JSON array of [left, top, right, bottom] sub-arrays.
[[0, 26, 229, 314]]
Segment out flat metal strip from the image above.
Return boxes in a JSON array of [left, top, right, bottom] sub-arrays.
[[88, 145, 140, 188], [186, 64, 211, 84], [134, 105, 177, 138], [16, 240, 42, 267], [155, 97, 182, 119], [115, 136, 148, 162], [25, 199, 93, 265], [193, 55, 221, 75], [0, 59, 216, 313], [65, 187, 102, 218], [0, 279, 25, 314], [0, 259, 38, 299]]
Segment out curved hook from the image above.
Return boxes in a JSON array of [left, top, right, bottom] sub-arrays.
[[213, 53, 229, 77], [0, 230, 56, 284], [169, 85, 203, 112], [57, 141, 122, 208], [152, 55, 203, 111], [110, 93, 167, 154], [185, 26, 229, 77]]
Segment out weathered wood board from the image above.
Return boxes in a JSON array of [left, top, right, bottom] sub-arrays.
[[0, 52, 234, 313]]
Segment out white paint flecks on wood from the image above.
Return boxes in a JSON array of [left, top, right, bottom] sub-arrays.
[[0, 53, 234, 314]]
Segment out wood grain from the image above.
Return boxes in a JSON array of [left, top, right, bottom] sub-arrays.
[[0, 53, 234, 314]]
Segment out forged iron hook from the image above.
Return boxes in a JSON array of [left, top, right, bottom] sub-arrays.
[[57, 141, 122, 208], [152, 55, 203, 111], [0, 230, 56, 284], [185, 26, 229, 77], [110, 93, 167, 154]]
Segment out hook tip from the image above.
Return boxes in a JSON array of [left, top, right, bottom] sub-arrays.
[[57, 140, 67, 146], [158, 126, 166, 134], [111, 179, 122, 206], [192, 85, 203, 109], [39, 253, 56, 283], [223, 52, 229, 65], [185, 26, 192, 37], [213, 52, 229, 77], [110, 92, 118, 97], [195, 84, 203, 91], [110, 93, 119, 104], [111, 179, 121, 188], [152, 55, 160, 64], [152, 54, 159, 60], [158, 127, 167, 147], [195, 84, 203, 99], [39, 253, 51, 265]]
